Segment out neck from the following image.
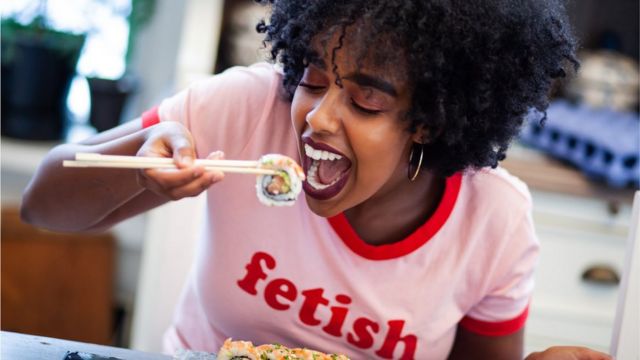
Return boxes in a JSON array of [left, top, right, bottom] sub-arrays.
[[344, 171, 445, 246]]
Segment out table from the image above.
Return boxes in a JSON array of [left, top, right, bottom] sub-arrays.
[[1, 331, 171, 360]]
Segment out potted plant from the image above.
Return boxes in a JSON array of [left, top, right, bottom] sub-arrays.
[[86, 0, 156, 132], [1, 1, 86, 140]]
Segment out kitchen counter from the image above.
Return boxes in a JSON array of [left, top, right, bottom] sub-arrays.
[[1, 331, 170, 360], [502, 143, 636, 205]]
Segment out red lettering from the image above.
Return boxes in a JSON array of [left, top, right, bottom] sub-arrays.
[[299, 288, 329, 326], [237, 252, 275, 295], [322, 294, 351, 337], [375, 320, 417, 360], [347, 317, 380, 349], [264, 278, 297, 310], [237, 253, 420, 357]]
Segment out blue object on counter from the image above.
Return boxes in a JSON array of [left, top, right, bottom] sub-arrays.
[[520, 100, 639, 188], [64, 351, 123, 360]]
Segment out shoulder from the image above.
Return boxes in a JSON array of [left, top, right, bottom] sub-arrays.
[[158, 62, 284, 122], [189, 62, 283, 102], [460, 166, 532, 215], [453, 166, 536, 251], [157, 62, 290, 158]]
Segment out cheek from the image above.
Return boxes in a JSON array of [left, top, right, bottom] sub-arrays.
[[351, 123, 410, 175], [290, 91, 308, 134]]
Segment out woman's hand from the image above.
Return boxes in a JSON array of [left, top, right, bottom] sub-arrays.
[[526, 346, 612, 360], [136, 121, 225, 200]]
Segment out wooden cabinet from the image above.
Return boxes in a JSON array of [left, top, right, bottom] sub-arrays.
[[1, 208, 115, 345]]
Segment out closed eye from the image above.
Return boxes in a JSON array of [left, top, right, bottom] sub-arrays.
[[298, 82, 325, 92], [350, 99, 381, 115]]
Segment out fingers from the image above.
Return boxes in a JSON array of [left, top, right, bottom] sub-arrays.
[[574, 347, 612, 360], [170, 134, 196, 168], [138, 150, 225, 200], [135, 122, 226, 200], [526, 346, 613, 360]]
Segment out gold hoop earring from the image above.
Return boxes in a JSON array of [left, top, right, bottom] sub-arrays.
[[408, 143, 424, 182]]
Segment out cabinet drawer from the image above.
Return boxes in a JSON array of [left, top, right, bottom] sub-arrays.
[[532, 227, 625, 318], [525, 190, 630, 352], [526, 311, 614, 353]]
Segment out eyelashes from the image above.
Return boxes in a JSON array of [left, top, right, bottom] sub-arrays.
[[298, 82, 382, 115], [298, 82, 324, 92], [350, 99, 381, 115]]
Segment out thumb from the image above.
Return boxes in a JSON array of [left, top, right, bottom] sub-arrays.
[[170, 135, 196, 168]]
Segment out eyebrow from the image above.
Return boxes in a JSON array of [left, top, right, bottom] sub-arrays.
[[342, 72, 398, 97], [306, 58, 399, 97]]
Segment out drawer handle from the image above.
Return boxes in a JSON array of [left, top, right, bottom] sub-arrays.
[[581, 265, 620, 285]]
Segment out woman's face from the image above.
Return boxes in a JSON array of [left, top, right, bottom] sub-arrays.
[[291, 41, 417, 217]]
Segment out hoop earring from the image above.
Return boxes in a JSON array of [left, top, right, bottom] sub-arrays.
[[408, 143, 424, 182]]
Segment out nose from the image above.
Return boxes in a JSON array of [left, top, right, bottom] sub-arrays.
[[305, 91, 341, 135]]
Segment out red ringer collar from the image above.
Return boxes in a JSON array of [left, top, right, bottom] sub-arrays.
[[328, 173, 462, 260]]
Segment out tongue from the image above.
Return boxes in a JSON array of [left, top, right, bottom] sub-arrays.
[[317, 158, 350, 185]]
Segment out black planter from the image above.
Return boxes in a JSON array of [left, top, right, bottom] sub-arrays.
[[1, 21, 85, 141], [87, 75, 137, 132]]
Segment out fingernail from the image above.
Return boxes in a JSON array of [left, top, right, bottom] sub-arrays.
[[182, 156, 193, 165], [208, 151, 224, 159]]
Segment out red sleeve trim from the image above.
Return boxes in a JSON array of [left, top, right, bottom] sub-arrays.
[[459, 305, 529, 337], [141, 106, 160, 128]]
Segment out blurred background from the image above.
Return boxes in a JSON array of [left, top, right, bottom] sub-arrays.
[[1, 0, 638, 356]]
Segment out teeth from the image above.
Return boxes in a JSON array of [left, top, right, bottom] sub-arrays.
[[306, 160, 341, 190], [304, 143, 343, 161]]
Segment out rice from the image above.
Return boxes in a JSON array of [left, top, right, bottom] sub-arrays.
[[216, 339, 260, 360], [219, 339, 351, 360], [255, 154, 305, 207]]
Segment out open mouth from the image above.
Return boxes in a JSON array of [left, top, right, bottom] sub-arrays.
[[302, 138, 352, 200]]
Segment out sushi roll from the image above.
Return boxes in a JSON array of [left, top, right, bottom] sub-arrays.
[[256, 154, 305, 207], [218, 339, 350, 360], [254, 343, 292, 360], [216, 338, 260, 360]]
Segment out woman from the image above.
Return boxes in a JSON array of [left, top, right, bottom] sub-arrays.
[[21, 1, 612, 359]]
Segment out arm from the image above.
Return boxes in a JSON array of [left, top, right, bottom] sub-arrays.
[[448, 326, 524, 360], [20, 120, 223, 233], [448, 327, 613, 360], [526, 346, 612, 360]]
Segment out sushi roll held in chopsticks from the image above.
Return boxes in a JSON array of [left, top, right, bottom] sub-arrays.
[[256, 154, 305, 207], [63, 152, 305, 207]]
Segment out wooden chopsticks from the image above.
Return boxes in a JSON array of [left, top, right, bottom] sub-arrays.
[[63, 153, 279, 175]]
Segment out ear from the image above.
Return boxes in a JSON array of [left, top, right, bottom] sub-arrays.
[[411, 126, 430, 144]]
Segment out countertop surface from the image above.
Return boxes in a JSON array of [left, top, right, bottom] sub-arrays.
[[502, 143, 637, 205], [1, 331, 171, 360]]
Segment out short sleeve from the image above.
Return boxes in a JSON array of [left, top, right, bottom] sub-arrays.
[[460, 206, 540, 336], [144, 63, 280, 159], [141, 106, 160, 128]]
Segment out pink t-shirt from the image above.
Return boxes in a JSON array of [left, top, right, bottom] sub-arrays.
[[143, 63, 539, 360]]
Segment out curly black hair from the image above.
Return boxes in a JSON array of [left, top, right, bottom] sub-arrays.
[[256, 0, 579, 177]]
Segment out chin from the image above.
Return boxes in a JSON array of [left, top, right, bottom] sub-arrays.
[[304, 195, 343, 218]]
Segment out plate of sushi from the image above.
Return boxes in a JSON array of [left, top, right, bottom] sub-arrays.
[[173, 339, 351, 360]]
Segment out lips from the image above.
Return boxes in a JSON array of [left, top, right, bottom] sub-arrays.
[[301, 137, 352, 200]]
